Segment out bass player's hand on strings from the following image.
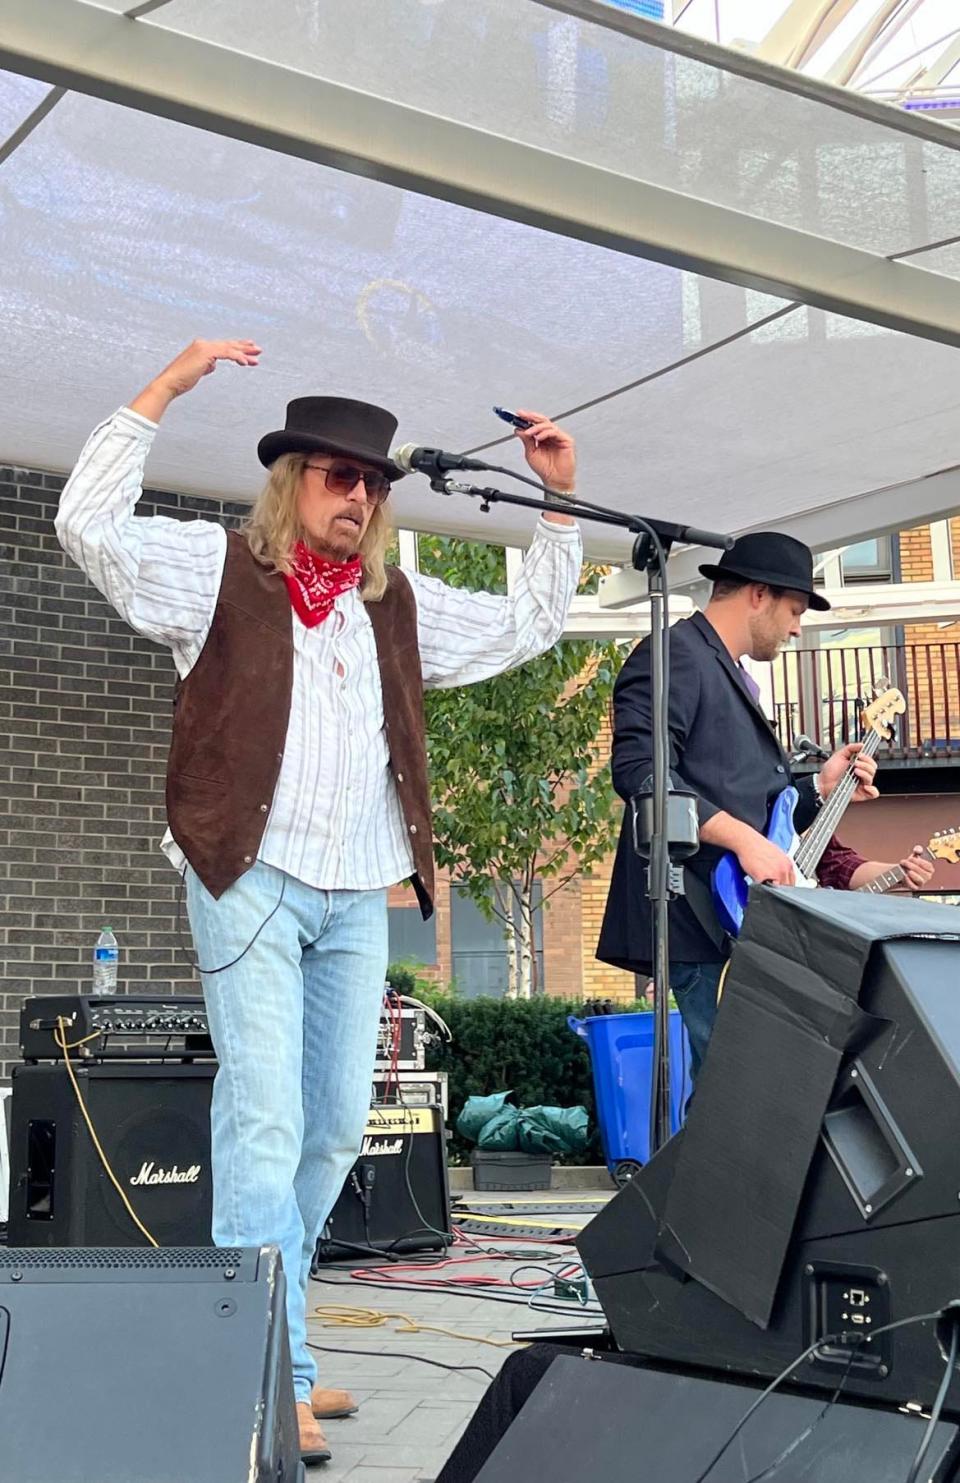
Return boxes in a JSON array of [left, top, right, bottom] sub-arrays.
[[818, 742, 879, 803]]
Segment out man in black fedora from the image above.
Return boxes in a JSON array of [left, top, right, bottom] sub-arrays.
[[597, 530, 878, 1079], [56, 338, 583, 1463]]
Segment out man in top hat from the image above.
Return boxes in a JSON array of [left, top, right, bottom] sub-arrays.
[[597, 530, 879, 1079], [56, 339, 583, 1463]]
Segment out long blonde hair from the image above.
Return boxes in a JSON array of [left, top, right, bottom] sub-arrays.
[[241, 451, 392, 602]]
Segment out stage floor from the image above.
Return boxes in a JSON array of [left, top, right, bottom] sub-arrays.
[[306, 1186, 612, 1481]]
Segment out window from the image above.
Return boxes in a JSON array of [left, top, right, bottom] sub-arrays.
[[387, 907, 436, 968], [450, 883, 544, 999], [840, 536, 894, 583]]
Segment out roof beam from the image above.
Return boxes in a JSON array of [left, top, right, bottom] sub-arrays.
[[6, 0, 960, 348], [533, 0, 960, 151], [753, 0, 862, 71], [562, 594, 694, 640], [801, 580, 960, 628], [908, 32, 960, 93], [829, 0, 924, 88], [598, 464, 960, 603], [599, 576, 960, 629]]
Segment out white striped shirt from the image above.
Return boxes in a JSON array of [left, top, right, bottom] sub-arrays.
[[56, 408, 583, 892]]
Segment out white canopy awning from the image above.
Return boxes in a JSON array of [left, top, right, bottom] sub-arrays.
[[3, 0, 960, 574]]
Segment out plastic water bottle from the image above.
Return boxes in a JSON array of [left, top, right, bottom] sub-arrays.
[[93, 926, 119, 995]]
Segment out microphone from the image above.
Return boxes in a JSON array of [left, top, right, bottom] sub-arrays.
[[391, 444, 491, 478], [791, 734, 830, 762]]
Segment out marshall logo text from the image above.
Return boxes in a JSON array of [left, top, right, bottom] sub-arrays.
[[129, 1161, 202, 1187], [360, 1136, 404, 1158]]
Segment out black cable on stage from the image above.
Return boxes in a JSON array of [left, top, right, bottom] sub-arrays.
[[306, 1341, 494, 1383], [310, 1271, 605, 1317]]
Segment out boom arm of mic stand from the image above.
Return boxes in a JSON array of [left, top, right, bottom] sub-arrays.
[[430, 478, 733, 552]]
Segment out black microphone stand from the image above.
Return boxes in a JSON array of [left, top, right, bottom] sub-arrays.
[[429, 473, 731, 1156]]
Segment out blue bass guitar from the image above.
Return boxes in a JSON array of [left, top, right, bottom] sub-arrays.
[[710, 686, 905, 938]]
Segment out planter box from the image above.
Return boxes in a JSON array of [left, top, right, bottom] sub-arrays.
[[470, 1149, 552, 1191]]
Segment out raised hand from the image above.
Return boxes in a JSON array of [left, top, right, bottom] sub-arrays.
[[513, 409, 576, 494], [130, 339, 262, 422]]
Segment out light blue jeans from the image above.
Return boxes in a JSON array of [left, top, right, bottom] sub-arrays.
[[186, 861, 389, 1402]]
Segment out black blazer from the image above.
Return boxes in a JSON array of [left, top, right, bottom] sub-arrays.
[[596, 611, 817, 973]]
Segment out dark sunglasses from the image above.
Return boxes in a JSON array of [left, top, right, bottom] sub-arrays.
[[304, 460, 390, 507]]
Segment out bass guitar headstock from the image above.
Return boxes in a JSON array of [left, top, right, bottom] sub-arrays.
[[860, 682, 906, 741]]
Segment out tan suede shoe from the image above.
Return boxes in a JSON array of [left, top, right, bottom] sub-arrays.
[[296, 1402, 332, 1465], [311, 1384, 359, 1420]]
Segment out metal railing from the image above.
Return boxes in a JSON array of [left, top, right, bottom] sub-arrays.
[[771, 643, 960, 759]]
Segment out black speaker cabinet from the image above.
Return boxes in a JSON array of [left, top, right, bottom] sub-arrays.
[[7, 1062, 214, 1246], [313, 1102, 451, 1263], [579, 889, 960, 1416], [0, 1244, 302, 1483], [473, 1354, 960, 1482]]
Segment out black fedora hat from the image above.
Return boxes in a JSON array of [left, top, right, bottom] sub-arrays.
[[698, 531, 831, 612], [257, 396, 405, 481]]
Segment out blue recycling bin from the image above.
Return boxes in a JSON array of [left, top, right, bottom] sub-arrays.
[[568, 1010, 691, 1180]]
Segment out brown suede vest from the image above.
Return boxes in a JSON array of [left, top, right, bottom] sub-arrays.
[[166, 532, 434, 917]]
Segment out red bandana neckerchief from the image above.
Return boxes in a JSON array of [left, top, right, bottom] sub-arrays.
[[284, 541, 363, 628]]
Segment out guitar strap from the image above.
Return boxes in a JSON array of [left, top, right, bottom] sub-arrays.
[[683, 865, 730, 955]]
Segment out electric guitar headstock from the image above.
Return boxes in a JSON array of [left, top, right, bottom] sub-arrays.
[[928, 828, 960, 865], [859, 680, 906, 742]]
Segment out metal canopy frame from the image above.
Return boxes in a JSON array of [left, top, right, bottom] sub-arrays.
[[598, 463, 960, 603], [5, 0, 960, 348], [533, 0, 960, 148]]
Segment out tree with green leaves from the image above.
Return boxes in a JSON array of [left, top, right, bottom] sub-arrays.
[[417, 534, 627, 998]]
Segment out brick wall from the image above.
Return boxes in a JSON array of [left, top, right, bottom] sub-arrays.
[[900, 524, 960, 746], [541, 876, 583, 998], [0, 463, 247, 1084]]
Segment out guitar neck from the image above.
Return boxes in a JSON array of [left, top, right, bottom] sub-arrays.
[[794, 728, 883, 879], [858, 845, 934, 895], [859, 864, 906, 895]]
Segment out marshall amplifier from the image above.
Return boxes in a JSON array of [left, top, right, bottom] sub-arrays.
[[0, 1245, 302, 1483], [7, 1061, 214, 1246], [312, 1103, 452, 1264]]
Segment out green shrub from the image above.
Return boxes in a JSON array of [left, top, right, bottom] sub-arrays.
[[411, 991, 649, 1165]]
